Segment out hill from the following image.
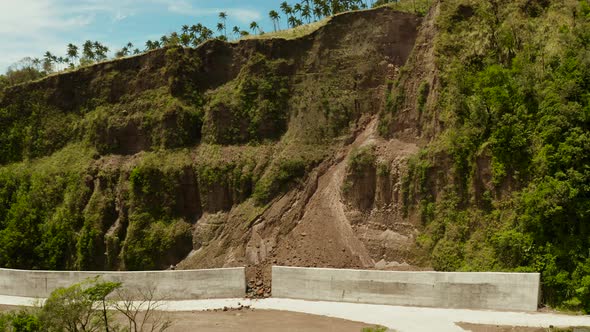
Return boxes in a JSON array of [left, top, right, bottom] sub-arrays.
[[0, 0, 589, 311]]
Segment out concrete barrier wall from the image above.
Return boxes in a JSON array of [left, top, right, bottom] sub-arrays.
[[0, 268, 245, 300], [272, 266, 540, 311]]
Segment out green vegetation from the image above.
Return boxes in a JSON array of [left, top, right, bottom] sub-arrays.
[[241, 17, 330, 40], [375, 0, 433, 16], [0, 144, 95, 270], [417, 81, 430, 114], [0, 278, 172, 332], [347, 146, 377, 175], [203, 53, 291, 144], [361, 326, 388, 332], [396, 0, 590, 312], [122, 214, 192, 271], [253, 157, 308, 203]]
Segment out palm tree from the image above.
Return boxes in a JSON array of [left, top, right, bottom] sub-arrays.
[[180, 32, 191, 46], [313, 2, 323, 20], [169, 32, 180, 46], [66, 43, 78, 65], [288, 15, 298, 28], [269, 10, 280, 31], [293, 3, 303, 20], [62, 56, 68, 69], [115, 47, 128, 58], [302, 5, 312, 23], [330, 0, 342, 15], [218, 12, 228, 38], [181, 25, 189, 34], [280, 1, 292, 16], [82, 40, 95, 62], [93, 42, 109, 61], [43, 51, 54, 73], [250, 21, 260, 34], [160, 35, 169, 47], [200, 27, 213, 41], [217, 22, 225, 36], [320, 0, 331, 16], [145, 40, 155, 51], [189, 24, 199, 36], [232, 26, 241, 39], [32, 58, 41, 71]]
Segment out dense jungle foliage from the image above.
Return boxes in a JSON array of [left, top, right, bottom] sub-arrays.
[[401, 0, 590, 312]]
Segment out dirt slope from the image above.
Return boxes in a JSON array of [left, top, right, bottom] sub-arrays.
[[177, 5, 440, 292]]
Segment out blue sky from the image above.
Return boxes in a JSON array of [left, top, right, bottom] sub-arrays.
[[0, 0, 280, 72]]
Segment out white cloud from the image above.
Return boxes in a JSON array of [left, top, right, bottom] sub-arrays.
[[0, 0, 263, 71], [0, 0, 96, 70], [0, 0, 94, 35], [160, 1, 261, 23]]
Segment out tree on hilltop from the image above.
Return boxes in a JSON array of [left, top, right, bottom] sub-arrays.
[[269, 10, 281, 31]]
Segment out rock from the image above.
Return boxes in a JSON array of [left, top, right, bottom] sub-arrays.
[[255, 280, 263, 287], [223, 306, 228, 311], [256, 288, 264, 296]]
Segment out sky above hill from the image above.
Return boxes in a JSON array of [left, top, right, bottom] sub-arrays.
[[0, 0, 279, 72]]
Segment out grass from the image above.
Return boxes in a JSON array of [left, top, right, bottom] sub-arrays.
[[379, 0, 434, 16], [238, 0, 432, 42], [239, 18, 331, 41], [0, 143, 97, 176]]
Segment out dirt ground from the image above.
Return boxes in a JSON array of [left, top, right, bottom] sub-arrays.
[[156, 309, 374, 332], [457, 323, 548, 331], [0, 305, 18, 312], [457, 323, 587, 332], [0, 305, 375, 332]]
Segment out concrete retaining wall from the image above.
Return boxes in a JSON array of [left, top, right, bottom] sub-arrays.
[[272, 266, 540, 311], [0, 268, 245, 300]]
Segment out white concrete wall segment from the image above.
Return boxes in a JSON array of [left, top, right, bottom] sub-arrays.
[[0, 267, 245, 300], [272, 266, 540, 312]]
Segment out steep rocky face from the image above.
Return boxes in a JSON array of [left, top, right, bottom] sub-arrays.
[[379, 0, 590, 312], [0, 7, 421, 273]]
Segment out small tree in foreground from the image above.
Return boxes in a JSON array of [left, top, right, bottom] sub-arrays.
[[0, 277, 173, 332], [39, 277, 121, 332], [112, 285, 172, 332]]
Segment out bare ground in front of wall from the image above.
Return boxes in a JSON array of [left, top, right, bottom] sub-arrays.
[[154, 309, 374, 332], [457, 323, 588, 332], [0, 305, 374, 332], [0, 304, 20, 311]]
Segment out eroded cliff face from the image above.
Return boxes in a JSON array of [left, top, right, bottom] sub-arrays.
[[0, 7, 423, 279]]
